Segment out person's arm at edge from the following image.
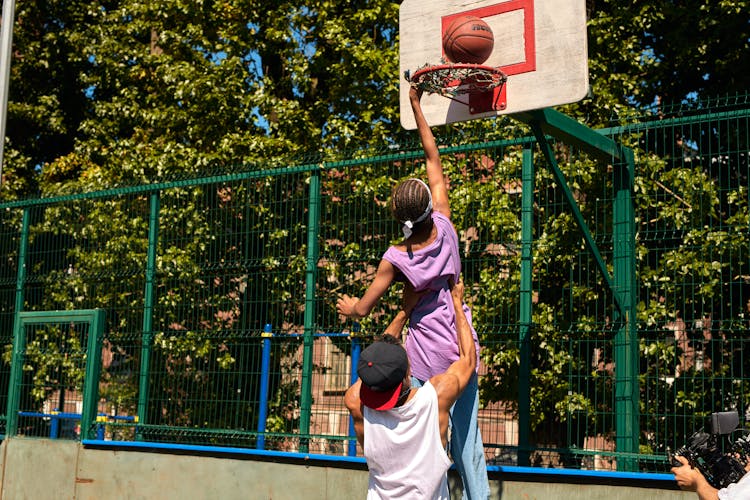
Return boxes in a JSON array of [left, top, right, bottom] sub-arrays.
[[395, 282, 423, 342], [384, 310, 409, 339], [337, 259, 397, 319], [344, 380, 364, 448], [671, 455, 719, 500], [409, 86, 450, 219]]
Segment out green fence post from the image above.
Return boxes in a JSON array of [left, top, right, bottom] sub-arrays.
[[136, 192, 160, 438], [6, 207, 30, 437], [300, 169, 321, 452], [81, 309, 106, 440], [518, 143, 534, 466], [613, 146, 639, 471]]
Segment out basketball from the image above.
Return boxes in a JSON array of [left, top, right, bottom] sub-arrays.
[[442, 15, 494, 64]]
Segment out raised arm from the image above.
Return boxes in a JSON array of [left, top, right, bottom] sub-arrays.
[[392, 282, 423, 342], [444, 279, 476, 386], [409, 86, 450, 218], [433, 279, 476, 411]]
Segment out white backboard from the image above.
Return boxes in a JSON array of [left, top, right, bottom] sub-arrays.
[[399, 0, 589, 129]]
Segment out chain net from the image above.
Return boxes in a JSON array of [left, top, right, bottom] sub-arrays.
[[406, 63, 507, 97]]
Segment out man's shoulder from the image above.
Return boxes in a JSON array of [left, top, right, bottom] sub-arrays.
[[428, 373, 460, 404]]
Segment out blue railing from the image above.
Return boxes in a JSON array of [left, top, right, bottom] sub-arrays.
[[255, 324, 362, 456]]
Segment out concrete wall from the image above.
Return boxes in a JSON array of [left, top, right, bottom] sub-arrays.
[[0, 438, 694, 499]]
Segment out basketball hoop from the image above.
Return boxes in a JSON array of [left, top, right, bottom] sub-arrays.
[[405, 63, 508, 113], [406, 63, 506, 96]]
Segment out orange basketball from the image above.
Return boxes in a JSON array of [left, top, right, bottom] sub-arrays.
[[442, 15, 494, 64]]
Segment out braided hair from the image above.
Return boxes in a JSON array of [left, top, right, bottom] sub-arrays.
[[390, 178, 433, 239]]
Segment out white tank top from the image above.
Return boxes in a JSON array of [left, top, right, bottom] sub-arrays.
[[363, 381, 451, 499]]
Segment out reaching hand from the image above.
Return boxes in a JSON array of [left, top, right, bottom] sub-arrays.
[[408, 85, 423, 103], [337, 295, 360, 319], [449, 277, 464, 302]]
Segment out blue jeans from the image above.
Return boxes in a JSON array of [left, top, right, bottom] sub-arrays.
[[412, 373, 490, 500]]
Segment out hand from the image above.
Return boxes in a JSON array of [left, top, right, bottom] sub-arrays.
[[670, 455, 702, 492], [408, 85, 423, 103], [337, 295, 360, 319], [449, 277, 464, 302]]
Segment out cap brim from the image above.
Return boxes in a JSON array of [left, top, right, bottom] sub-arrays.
[[360, 381, 403, 411]]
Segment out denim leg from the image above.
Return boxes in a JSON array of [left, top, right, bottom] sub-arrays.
[[449, 373, 489, 500], [411, 374, 489, 500]]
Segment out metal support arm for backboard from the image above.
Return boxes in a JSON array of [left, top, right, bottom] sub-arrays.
[[517, 108, 631, 163], [515, 108, 634, 312], [526, 119, 626, 317]]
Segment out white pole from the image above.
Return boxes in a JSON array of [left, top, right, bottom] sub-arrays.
[[0, 0, 17, 186]]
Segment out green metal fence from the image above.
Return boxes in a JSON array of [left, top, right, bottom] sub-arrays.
[[0, 95, 748, 475]]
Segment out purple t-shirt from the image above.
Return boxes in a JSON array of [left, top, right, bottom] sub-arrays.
[[383, 212, 480, 381]]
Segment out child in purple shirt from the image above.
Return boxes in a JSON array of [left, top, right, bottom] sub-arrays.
[[381, 210, 480, 381], [337, 86, 489, 500]]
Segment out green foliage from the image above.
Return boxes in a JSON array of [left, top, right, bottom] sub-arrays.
[[0, 0, 405, 200], [583, 0, 750, 120], [0, 0, 745, 197], [1, 324, 87, 405]]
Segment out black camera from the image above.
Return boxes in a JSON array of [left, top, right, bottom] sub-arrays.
[[670, 411, 750, 489]]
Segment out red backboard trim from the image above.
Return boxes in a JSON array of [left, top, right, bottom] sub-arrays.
[[441, 0, 536, 76]]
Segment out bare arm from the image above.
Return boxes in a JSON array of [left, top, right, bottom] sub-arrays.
[[337, 259, 397, 319], [671, 456, 719, 500], [431, 279, 477, 444], [384, 310, 409, 339], [396, 282, 423, 341], [344, 380, 364, 447], [440, 279, 476, 393], [409, 86, 450, 218]]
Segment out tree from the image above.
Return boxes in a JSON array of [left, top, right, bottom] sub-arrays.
[[0, 0, 403, 200], [585, 1, 750, 112]]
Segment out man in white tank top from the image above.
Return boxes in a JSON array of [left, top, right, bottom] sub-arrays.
[[345, 279, 479, 499]]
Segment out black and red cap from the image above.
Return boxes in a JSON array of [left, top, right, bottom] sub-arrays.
[[357, 341, 408, 411]]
